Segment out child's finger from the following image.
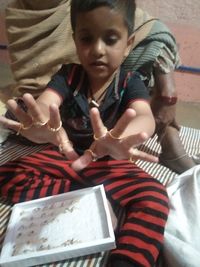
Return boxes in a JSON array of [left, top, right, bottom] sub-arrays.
[[110, 108, 136, 138], [47, 103, 62, 130], [22, 93, 47, 125], [70, 153, 93, 172], [129, 148, 158, 163], [90, 107, 107, 140], [125, 131, 149, 148], [7, 99, 33, 127]]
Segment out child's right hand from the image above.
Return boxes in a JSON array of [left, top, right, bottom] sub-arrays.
[[0, 93, 79, 160]]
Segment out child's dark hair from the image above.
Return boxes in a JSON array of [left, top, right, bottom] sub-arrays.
[[70, 0, 136, 36]]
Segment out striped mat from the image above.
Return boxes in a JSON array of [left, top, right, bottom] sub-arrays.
[[0, 126, 200, 267]]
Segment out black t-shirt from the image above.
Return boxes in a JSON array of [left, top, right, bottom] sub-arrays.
[[47, 64, 149, 154]]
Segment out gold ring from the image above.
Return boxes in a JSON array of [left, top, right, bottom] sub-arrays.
[[21, 121, 33, 130], [129, 155, 136, 163], [107, 129, 121, 140], [85, 149, 98, 162], [16, 123, 23, 135], [33, 120, 48, 128], [129, 149, 139, 163], [93, 127, 108, 140], [47, 121, 62, 132], [58, 140, 73, 153]]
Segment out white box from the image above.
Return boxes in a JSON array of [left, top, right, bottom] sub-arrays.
[[0, 185, 116, 267]]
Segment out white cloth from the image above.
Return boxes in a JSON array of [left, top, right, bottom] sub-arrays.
[[192, 154, 200, 164], [0, 125, 10, 144], [162, 165, 200, 267]]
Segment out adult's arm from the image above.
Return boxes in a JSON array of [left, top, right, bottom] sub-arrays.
[[151, 70, 179, 139]]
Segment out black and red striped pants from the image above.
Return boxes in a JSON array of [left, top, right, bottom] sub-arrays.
[[0, 146, 169, 267]]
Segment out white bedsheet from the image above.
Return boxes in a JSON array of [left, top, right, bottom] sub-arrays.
[[0, 125, 10, 144], [163, 165, 200, 267]]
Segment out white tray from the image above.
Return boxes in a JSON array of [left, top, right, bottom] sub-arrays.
[[0, 185, 116, 267]]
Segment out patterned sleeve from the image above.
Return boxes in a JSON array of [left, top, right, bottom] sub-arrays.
[[121, 72, 150, 108], [47, 64, 72, 100]]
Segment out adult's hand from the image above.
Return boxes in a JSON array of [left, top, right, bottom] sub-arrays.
[[71, 107, 158, 171], [151, 98, 179, 138], [0, 93, 79, 160], [151, 69, 180, 139]]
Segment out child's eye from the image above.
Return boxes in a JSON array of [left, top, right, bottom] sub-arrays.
[[104, 35, 118, 46], [80, 36, 93, 44]]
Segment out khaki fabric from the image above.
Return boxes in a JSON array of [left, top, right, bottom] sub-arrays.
[[6, 0, 78, 97]]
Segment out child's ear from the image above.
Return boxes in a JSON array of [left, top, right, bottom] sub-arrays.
[[124, 34, 135, 57]]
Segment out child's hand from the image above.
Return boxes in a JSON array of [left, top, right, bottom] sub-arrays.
[[71, 107, 158, 171], [0, 94, 79, 160]]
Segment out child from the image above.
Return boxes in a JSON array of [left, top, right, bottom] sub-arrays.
[[0, 0, 169, 266]]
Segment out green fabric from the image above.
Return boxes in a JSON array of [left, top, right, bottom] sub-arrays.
[[123, 19, 180, 86]]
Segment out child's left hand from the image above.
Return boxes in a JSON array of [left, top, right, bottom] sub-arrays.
[[71, 107, 158, 171]]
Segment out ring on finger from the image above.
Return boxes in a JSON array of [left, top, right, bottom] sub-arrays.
[[129, 149, 139, 163], [107, 129, 122, 140], [129, 155, 136, 163], [33, 120, 48, 128], [16, 123, 23, 135], [47, 121, 62, 132], [85, 149, 98, 162], [93, 127, 108, 141], [59, 140, 73, 153], [21, 121, 33, 130], [16, 121, 33, 135]]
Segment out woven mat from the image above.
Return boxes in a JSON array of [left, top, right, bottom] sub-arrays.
[[0, 126, 200, 266]]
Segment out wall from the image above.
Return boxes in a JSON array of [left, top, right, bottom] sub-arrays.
[[0, 0, 13, 10], [0, 0, 200, 101], [136, 0, 200, 27], [136, 0, 200, 102]]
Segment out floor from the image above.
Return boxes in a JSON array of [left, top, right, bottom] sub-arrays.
[[0, 61, 200, 129]]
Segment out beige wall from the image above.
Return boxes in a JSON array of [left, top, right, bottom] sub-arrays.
[[136, 0, 200, 102], [136, 0, 200, 28], [0, 0, 13, 11], [1, 0, 200, 27]]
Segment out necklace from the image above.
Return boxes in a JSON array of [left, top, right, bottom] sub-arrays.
[[88, 69, 120, 108], [88, 86, 108, 108]]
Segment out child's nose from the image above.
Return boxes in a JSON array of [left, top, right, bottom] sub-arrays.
[[92, 39, 105, 56]]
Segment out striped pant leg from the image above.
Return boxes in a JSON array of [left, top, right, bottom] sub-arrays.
[[80, 160, 169, 267], [0, 150, 169, 266], [0, 147, 84, 203]]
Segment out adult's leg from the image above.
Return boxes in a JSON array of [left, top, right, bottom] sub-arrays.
[[159, 126, 196, 174], [79, 160, 169, 267], [151, 70, 196, 174], [5, 0, 77, 97]]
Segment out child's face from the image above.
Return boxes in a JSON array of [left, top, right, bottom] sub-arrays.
[[73, 6, 133, 82]]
